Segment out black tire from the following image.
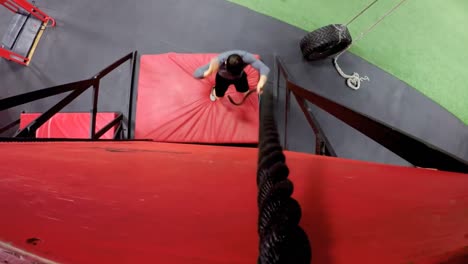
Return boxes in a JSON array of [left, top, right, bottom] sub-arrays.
[[300, 24, 352, 61]]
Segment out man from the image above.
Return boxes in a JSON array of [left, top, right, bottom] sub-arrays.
[[194, 50, 270, 101]]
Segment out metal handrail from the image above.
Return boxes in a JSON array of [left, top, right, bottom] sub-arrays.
[[276, 56, 336, 156], [93, 113, 123, 140], [0, 117, 20, 135], [95, 52, 134, 80], [14, 87, 90, 137], [275, 55, 468, 173], [0, 79, 94, 111], [0, 51, 137, 139]]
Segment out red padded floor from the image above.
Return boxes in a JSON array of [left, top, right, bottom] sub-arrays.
[[0, 142, 467, 264], [19, 113, 117, 139], [135, 53, 260, 143]]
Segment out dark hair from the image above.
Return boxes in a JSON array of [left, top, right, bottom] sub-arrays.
[[226, 54, 244, 75]]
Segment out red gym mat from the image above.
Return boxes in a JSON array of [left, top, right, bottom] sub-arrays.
[[20, 112, 117, 139], [135, 53, 260, 143], [0, 141, 467, 264]]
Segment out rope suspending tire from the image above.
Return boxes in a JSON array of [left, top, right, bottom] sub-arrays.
[[299, 23, 370, 90], [298, 0, 408, 90], [299, 24, 369, 90], [300, 24, 352, 61]]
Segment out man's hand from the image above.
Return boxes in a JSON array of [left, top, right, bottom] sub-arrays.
[[256, 83, 264, 94], [203, 58, 220, 78], [257, 75, 268, 94]]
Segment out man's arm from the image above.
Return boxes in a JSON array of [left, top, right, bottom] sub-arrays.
[[193, 63, 210, 79], [194, 50, 271, 94], [240, 52, 270, 94], [203, 57, 220, 77], [193, 51, 238, 79], [204, 50, 246, 76], [194, 59, 220, 79], [256, 75, 268, 95]]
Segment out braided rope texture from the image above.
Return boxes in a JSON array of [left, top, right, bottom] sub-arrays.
[[257, 90, 312, 264]]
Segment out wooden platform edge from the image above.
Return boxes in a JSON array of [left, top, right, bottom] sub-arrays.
[[25, 21, 47, 66]]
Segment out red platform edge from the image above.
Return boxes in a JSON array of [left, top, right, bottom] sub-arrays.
[[0, 142, 467, 263]]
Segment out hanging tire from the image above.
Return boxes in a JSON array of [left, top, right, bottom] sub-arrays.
[[300, 24, 352, 61]]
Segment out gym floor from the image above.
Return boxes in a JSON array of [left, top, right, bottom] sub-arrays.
[[0, 0, 467, 166]]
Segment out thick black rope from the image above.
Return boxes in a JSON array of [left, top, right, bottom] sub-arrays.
[[257, 90, 312, 264]]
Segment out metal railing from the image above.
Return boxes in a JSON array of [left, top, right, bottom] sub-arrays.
[[0, 116, 21, 135], [276, 56, 336, 157], [275, 56, 468, 174], [0, 51, 137, 140]]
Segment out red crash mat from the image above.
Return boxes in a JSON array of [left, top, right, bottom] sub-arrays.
[[19, 112, 117, 139], [135, 53, 260, 143]]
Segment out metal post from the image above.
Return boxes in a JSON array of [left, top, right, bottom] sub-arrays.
[[276, 60, 280, 105], [284, 85, 290, 150], [127, 51, 138, 139], [293, 92, 337, 157], [90, 81, 99, 139]]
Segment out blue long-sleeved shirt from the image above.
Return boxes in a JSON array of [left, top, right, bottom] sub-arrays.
[[193, 50, 270, 80]]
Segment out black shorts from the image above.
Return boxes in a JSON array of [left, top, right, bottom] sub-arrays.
[[214, 72, 249, 97]]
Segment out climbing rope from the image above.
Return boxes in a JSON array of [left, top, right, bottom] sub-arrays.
[[333, 0, 408, 90], [257, 90, 311, 264]]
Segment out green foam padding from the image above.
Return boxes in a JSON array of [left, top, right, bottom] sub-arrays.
[[229, 0, 468, 124]]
